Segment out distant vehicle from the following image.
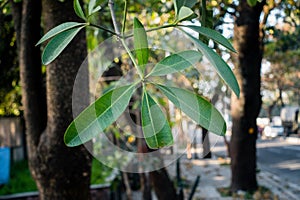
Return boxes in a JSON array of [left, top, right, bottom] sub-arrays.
[[280, 106, 299, 136], [263, 125, 284, 138]]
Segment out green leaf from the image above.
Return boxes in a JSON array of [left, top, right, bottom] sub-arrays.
[[74, 0, 86, 20], [142, 90, 173, 149], [42, 26, 85, 65], [36, 22, 86, 46], [88, 0, 101, 16], [173, 0, 197, 15], [64, 84, 136, 147], [147, 50, 202, 77], [183, 31, 240, 97], [177, 6, 194, 22], [184, 25, 237, 53], [247, 0, 257, 7], [92, 6, 101, 14], [88, 0, 96, 15], [157, 85, 226, 136], [133, 18, 149, 72]]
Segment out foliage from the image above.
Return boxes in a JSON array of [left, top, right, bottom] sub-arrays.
[[37, 0, 239, 149], [0, 3, 22, 117], [0, 160, 37, 195], [206, 0, 299, 107], [90, 159, 114, 185], [0, 159, 113, 195], [262, 18, 300, 106], [64, 84, 137, 146]]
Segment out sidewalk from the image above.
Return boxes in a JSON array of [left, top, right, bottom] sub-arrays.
[[282, 135, 300, 144], [165, 156, 300, 200]]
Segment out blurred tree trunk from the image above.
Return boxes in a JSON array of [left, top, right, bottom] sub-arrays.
[[230, 0, 264, 192], [128, 95, 177, 200], [202, 128, 211, 159], [12, 0, 92, 199], [11, 0, 47, 171], [138, 123, 177, 200], [150, 168, 178, 200]]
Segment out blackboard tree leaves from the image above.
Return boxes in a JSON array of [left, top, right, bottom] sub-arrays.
[[37, 0, 239, 149]]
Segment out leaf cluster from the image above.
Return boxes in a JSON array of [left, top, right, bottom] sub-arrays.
[[36, 0, 240, 149]]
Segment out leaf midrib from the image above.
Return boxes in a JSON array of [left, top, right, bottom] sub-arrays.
[[159, 85, 223, 133], [184, 25, 236, 52], [43, 27, 84, 65], [36, 22, 85, 46], [144, 92, 159, 147], [69, 84, 135, 143], [151, 52, 200, 75]]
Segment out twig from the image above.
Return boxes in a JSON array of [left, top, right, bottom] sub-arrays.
[[201, 0, 207, 28], [121, 38, 144, 78], [122, 172, 133, 200], [108, 0, 120, 35], [124, 23, 176, 38], [122, 0, 128, 34], [89, 23, 119, 36]]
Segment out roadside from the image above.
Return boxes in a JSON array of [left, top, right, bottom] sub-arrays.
[[163, 135, 300, 200], [166, 156, 299, 200], [283, 135, 300, 144]]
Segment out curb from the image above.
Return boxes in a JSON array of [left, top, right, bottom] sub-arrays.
[[285, 136, 300, 144], [258, 171, 300, 200]]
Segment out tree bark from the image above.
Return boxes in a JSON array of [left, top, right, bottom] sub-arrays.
[[150, 169, 178, 200], [131, 96, 177, 200], [202, 128, 211, 159], [18, 0, 47, 158], [36, 0, 91, 199], [15, 0, 92, 199], [230, 0, 264, 192]]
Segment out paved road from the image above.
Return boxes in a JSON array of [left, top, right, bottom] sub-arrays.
[[179, 135, 300, 198], [256, 138, 300, 186], [211, 136, 300, 186]]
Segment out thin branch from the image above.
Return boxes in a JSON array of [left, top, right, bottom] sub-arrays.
[[144, 23, 176, 33], [108, 0, 120, 35], [108, 0, 144, 78], [218, 4, 237, 17], [199, 0, 209, 44], [260, 0, 283, 28], [122, 0, 128, 34], [89, 23, 119, 36], [121, 38, 144, 79], [283, 18, 298, 27], [124, 23, 176, 38], [201, 0, 207, 27]]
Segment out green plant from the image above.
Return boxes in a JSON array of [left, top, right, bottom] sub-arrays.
[[90, 159, 114, 185], [36, 0, 240, 149], [0, 160, 37, 195], [0, 159, 113, 195]]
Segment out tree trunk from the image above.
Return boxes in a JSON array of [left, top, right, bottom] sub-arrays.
[[141, 173, 152, 200], [17, 0, 47, 171], [230, 0, 264, 192], [202, 128, 211, 159], [131, 96, 177, 200], [150, 169, 178, 200], [16, 0, 92, 199]]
